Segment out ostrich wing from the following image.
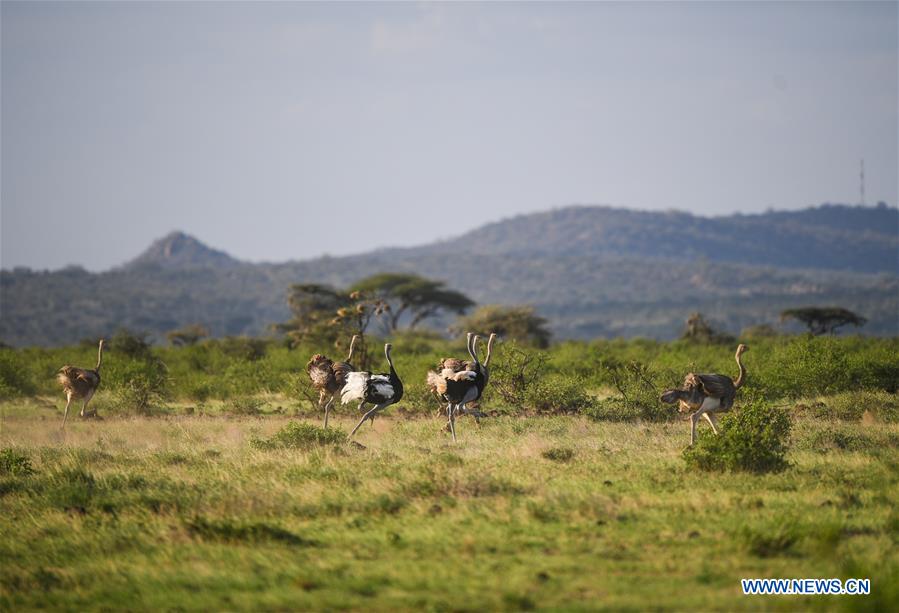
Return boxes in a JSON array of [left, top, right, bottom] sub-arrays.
[[331, 361, 354, 387], [439, 358, 466, 372], [368, 375, 395, 402], [694, 374, 736, 399]]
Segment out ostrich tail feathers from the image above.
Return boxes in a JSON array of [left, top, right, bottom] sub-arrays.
[[340, 372, 368, 404]]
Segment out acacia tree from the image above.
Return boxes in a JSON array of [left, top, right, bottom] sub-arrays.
[[349, 273, 474, 332], [273, 284, 351, 346], [273, 284, 385, 370], [166, 324, 210, 347], [780, 307, 867, 335], [454, 304, 551, 348]]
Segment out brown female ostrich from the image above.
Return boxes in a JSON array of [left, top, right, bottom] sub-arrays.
[[306, 335, 359, 428], [57, 339, 105, 427], [660, 343, 749, 445]]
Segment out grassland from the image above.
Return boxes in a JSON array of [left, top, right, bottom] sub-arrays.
[[2, 407, 897, 611], [1, 335, 898, 610]]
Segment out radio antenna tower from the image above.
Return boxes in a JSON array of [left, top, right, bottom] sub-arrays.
[[859, 158, 866, 205]]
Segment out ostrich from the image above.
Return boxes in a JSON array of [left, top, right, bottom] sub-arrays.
[[306, 335, 359, 428], [57, 339, 105, 427], [341, 343, 404, 438], [432, 334, 485, 442], [426, 333, 473, 409], [464, 332, 496, 420], [660, 344, 749, 445]]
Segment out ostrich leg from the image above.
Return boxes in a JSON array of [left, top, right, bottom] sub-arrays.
[[447, 403, 457, 443], [690, 411, 701, 445], [80, 389, 95, 418], [703, 412, 720, 435], [323, 396, 334, 428], [349, 403, 388, 438], [62, 393, 73, 428]]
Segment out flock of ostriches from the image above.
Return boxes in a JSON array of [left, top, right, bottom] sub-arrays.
[[56, 336, 749, 445]]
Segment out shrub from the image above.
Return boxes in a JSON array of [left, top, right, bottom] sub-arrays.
[[111, 364, 168, 415], [250, 422, 346, 450], [0, 350, 34, 398], [526, 375, 595, 414], [541, 447, 575, 463], [683, 399, 792, 473], [110, 328, 153, 359], [218, 337, 268, 361], [0, 448, 35, 476], [588, 359, 676, 422], [227, 396, 264, 416], [490, 344, 547, 409]]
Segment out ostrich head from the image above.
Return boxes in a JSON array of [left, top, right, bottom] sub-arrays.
[[736, 343, 749, 356]]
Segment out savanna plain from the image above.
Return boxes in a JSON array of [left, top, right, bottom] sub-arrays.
[[1, 335, 898, 611]]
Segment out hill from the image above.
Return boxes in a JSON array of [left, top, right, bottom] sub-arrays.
[[1, 203, 896, 346]]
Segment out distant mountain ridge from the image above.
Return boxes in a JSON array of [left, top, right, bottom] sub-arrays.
[[125, 231, 239, 270], [2, 203, 897, 346], [400, 203, 898, 273]]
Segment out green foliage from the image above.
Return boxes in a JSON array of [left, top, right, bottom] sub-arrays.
[[110, 328, 152, 359], [350, 273, 474, 331], [455, 305, 551, 348], [526, 375, 594, 415], [250, 422, 347, 450], [0, 448, 35, 476], [794, 391, 899, 422], [489, 343, 546, 409], [541, 447, 575, 462], [106, 358, 169, 414], [587, 359, 675, 422], [215, 336, 268, 361], [0, 350, 35, 398], [166, 323, 210, 347], [681, 312, 735, 344], [683, 399, 792, 473]]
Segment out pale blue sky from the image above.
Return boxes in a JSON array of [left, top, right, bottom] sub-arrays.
[[2, 1, 897, 271]]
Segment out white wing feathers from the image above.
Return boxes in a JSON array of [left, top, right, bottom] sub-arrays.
[[340, 372, 369, 404]]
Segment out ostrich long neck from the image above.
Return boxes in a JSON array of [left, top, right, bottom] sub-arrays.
[[733, 350, 746, 389], [483, 334, 496, 368], [345, 336, 358, 363], [468, 334, 481, 369], [96, 342, 104, 372], [385, 346, 396, 376]]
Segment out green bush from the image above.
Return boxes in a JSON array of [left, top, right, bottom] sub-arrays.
[[587, 359, 676, 422], [0, 350, 35, 398], [683, 399, 792, 473], [250, 422, 347, 450], [541, 447, 575, 462], [526, 375, 595, 414], [227, 396, 264, 416], [0, 448, 35, 476]]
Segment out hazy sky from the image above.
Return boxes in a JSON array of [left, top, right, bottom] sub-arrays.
[[2, 1, 897, 271]]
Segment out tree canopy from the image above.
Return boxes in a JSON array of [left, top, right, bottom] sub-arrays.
[[350, 273, 474, 332], [780, 307, 867, 336], [454, 304, 551, 348]]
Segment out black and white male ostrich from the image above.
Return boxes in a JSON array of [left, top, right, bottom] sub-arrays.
[[306, 335, 359, 428], [660, 343, 749, 445], [430, 334, 487, 442], [341, 343, 404, 438], [57, 339, 105, 427]]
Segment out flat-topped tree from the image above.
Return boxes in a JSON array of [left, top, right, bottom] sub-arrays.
[[455, 305, 551, 348], [781, 307, 867, 336], [349, 273, 474, 332]]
